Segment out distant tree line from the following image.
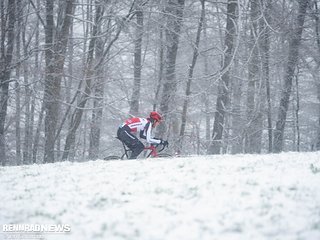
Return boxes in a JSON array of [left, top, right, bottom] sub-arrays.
[[0, 0, 319, 165]]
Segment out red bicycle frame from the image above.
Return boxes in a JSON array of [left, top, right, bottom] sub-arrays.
[[103, 139, 169, 160], [144, 145, 159, 157]]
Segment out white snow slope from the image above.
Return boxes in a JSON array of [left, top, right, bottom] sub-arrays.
[[1, 152, 320, 240]]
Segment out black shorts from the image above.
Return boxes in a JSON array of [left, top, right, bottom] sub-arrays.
[[117, 125, 140, 149], [117, 126, 144, 159]]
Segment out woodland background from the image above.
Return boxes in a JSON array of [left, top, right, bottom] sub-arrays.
[[1, 0, 320, 165]]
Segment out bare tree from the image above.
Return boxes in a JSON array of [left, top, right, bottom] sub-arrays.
[[273, 0, 309, 153], [89, 2, 106, 160], [0, 0, 16, 165], [153, 1, 166, 111], [129, 0, 144, 116], [202, 13, 211, 147], [208, 0, 238, 154], [43, 0, 75, 163], [313, 0, 320, 150], [260, 0, 273, 153], [159, 0, 185, 137], [15, 0, 22, 164], [31, 0, 43, 163], [22, 2, 32, 164], [179, 0, 205, 147], [244, 0, 262, 154], [62, 1, 103, 161]]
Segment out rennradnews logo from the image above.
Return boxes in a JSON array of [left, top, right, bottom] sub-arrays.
[[2, 224, 71, 233]]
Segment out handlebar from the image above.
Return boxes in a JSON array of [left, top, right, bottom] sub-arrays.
[[152, 142, 167, 153]]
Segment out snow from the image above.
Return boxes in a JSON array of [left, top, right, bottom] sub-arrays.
[[1, 152, 320, 240]]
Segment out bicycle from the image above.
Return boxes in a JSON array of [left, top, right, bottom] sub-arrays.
[[103, 138, 172, 160]]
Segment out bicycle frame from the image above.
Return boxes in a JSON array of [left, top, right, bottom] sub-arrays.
[[103, 138, 169, 160], [120, 141, 165, 159], [145, 145, 162, 158]]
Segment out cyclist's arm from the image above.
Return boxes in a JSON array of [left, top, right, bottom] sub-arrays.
[[145, 122, 161, 145], [140, 130, 146, 139]]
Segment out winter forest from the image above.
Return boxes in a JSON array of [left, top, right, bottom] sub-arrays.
[[0, 0, 320, 165]]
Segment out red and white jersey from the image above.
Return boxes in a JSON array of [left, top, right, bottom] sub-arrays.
[[123, 117, 148, 132], [121, 117, 161, 145]]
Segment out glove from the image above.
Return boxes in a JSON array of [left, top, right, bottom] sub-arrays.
[[161, 140, 169, 147]]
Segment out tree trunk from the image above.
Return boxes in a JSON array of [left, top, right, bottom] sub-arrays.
[[33, 104, 45, 163], [230, 60, 244, 154], [15, 0, 22, 164], [0, 0, 15, 165], [89, 2, 105, 160], [130, 2, 144, 116], [314, 0, 320, 150], [317, 73, 320, 150], [89, 82, 104, 159], [43, 0, 75, 163], [159, 0, 185, 137], [202, 9, 211, 147], [245, 0, 261, 154], [294, 72, 300, 151], [153, 24, 164, 111], [208, 0, 238, 154], [43, 0, 57, 163], [273, 0, 309, 153], [260, 0, 272, 153], [22, 20, 31, 164], [179, 0, 205, 149], [32, 0, 41, 163]]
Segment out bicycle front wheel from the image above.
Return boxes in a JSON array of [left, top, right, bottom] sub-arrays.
[[157, 153, 172, 158], [103, 155, 121, 160]]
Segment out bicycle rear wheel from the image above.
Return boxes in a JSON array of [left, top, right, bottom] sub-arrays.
[[103, 155, 121, 160]]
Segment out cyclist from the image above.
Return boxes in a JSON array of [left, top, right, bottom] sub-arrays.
[[117, 111, 169, 159]]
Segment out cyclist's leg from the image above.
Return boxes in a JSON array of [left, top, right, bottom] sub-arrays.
[[117, 127, 133, 147], [117, 128, 144, 159], [129, 141, 144, 159]]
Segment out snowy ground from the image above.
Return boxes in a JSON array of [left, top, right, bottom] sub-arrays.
[[1, 152, 320, 240]]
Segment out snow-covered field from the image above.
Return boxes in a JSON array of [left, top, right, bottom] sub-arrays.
[[1, 152, 320, 240]]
